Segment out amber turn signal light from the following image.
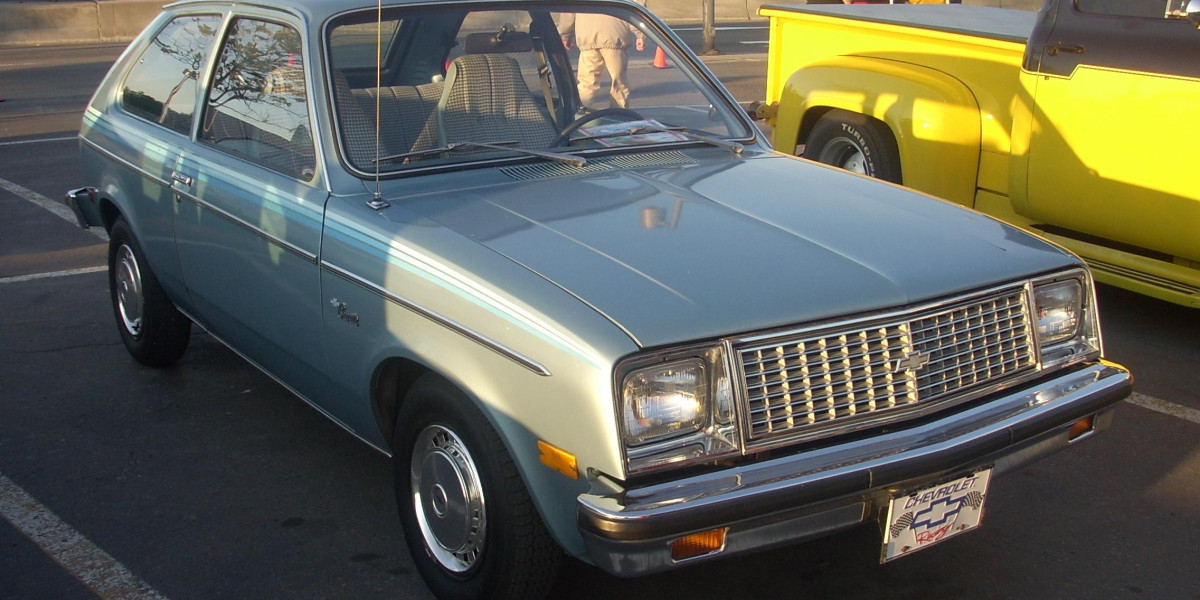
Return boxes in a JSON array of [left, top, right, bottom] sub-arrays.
[[670, 528, 727, 561], [537, 440, 578, 480], [1067, 415, 1095, 441]]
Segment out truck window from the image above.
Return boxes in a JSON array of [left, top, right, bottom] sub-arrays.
[[1076, 0, 1172, 18]]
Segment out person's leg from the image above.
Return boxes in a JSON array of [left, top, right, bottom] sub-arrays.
[[599, 48, 630, 109], [576, 49, 605, 111]]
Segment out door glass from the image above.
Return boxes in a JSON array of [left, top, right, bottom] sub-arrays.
[[201, 18, 316, 181], [1076, 0, 1175, 18], [121, 15, 222, 135]]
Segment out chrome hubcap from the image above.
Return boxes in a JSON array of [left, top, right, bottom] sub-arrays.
[[818, 137, 868, 175], [115, 244, 145, 338], [411, 425, 486, 573]]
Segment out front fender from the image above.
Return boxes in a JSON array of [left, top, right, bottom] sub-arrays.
[[777, 55, 981, 207]]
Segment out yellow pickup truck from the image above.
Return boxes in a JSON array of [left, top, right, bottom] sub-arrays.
[[759, 0, 1200, 307]]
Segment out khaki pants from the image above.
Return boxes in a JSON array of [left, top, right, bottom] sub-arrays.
[[577, 48, 630, 110]]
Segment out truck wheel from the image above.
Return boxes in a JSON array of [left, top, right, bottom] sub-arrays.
[[108, 217, 191, 367], [803, 110, 902, 184], [394, 375, 561, 600]]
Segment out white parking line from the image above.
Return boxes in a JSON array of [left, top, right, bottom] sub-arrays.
[[0, 473, 169, 600], [0, 176, 108, 241], [0, 135, 78, 147], [1127, 392, 1200, 425], [0, 266, 107, 284]]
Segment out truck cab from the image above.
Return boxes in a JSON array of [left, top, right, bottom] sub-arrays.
[[761, 0, 1200, 307]]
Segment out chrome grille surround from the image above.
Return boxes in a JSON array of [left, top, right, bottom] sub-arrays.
[[734, 285, 1036, 449]]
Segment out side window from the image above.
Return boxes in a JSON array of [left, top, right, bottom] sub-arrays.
[[121, 15, 222, 135], [200, 18, 315, 181], [1076, 0, 1174, 18]]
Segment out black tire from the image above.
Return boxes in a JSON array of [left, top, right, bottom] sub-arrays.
[[108, 218, 191, 367], [802, 110, 902, 184], [394, 375, 561, 600]]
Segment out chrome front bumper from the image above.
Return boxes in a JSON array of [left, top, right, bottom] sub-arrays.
[[577, 360, 1131, 576]]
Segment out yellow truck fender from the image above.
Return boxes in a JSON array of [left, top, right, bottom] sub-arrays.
[[777, 55, 982, 207]]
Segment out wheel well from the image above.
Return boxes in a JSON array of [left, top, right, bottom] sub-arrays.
[[797, 106, 834, 148], [99, 196, 122, 231], [372, 357, 432, 451], [798, 108, 902, 181]]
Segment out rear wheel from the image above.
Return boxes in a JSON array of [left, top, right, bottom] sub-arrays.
[[108, 218, 191, 367], [394, 375, 561, 600], [802, 110, 902, 184]]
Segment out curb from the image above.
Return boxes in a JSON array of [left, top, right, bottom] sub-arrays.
[[0, 0, 165, 48]]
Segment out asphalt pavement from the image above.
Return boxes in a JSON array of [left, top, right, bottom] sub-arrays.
[[1, 32, 1199, 600]]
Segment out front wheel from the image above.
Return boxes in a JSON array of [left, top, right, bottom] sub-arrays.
[[802, 110, 902, 184], [108, 217, 191, 367], [394, 375, 561, 600]]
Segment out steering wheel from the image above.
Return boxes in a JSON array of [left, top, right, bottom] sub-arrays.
[[552, 107, 645, 147]]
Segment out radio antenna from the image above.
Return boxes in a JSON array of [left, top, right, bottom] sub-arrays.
[[366, 0, 389, 210]]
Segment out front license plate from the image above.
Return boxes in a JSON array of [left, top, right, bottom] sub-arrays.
[[881, 468, 992, 562]]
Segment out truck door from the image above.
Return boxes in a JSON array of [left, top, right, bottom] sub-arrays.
[[1021, 0, 1200, 263]]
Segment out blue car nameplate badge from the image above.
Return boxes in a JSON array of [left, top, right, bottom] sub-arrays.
[[882, 468, 992, 562]]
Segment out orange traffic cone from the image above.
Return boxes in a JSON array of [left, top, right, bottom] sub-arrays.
[[652, 46, 668, 69]]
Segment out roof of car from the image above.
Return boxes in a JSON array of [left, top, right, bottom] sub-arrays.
[[164, 0, 638, 25]]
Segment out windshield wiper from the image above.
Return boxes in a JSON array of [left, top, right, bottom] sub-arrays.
[[376, 140, 587, 167], [572, 124, 743, 155]]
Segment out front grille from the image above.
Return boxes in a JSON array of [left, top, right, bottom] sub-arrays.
[[736, 288, 1035, 446]]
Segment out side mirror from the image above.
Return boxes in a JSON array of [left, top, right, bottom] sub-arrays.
[[1188, 0, 1200, 26]]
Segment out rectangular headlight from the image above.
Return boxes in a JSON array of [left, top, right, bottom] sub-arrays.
[[616, 345, 739, 474], [1031, 271, 1101, 368], [622, 359, 708, 446], [1034, 279, 1082, 344]]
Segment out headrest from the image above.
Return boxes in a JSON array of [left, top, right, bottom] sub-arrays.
[[464, 28, 533, 54]]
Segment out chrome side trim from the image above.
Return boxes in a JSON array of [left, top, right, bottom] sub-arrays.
[[1088, 258, 1200, 295], [79, 136, 171, 188], [172, 189, 318, 264], [321, 261, 552, 377]]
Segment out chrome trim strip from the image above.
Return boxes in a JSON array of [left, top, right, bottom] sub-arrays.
[[172, 188, 318, 264], [320, 261, 552, 377], [79, 136, 171, 188], [1088, 258, 1200, 295]]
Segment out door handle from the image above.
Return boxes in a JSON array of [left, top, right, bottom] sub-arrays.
[[171, 171, 193, 187], [1047, 44, 1085, 56]]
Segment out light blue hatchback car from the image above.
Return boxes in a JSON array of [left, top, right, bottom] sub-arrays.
[[66, 0, 1131, 598]]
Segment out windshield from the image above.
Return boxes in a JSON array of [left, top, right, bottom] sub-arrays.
[[325, 3, 752, 174]]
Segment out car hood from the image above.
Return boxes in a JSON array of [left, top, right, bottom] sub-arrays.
[[400, 152, 1076, 348]]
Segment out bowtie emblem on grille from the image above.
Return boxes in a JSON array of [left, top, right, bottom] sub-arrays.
[[892, 351, 931, 374]]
